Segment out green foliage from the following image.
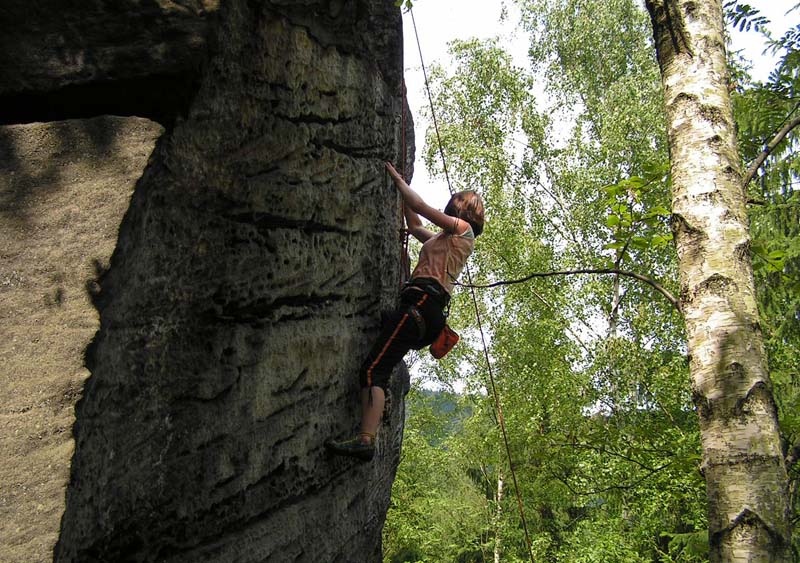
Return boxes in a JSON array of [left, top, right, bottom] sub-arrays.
[[660, 530, 709, 563], [389, 3, 703, 560], [387, 0, 800, 561], [422, 37, 534, 198], [723, 1, 769, 33], [750, 239, 787, 273], [601, 164, 673, 264], [383, 388, 491, 563]]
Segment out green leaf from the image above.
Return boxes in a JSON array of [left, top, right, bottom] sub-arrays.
[[648, 206, 672, 216], [612, 202, 629, 215], [651, 234, 672, 248]]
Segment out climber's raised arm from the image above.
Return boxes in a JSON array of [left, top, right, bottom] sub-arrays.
[[403, 200, 434, 243], [385, 162, 470, 238]]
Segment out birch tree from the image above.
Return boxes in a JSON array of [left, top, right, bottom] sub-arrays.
[[644, 0, 792, 560]]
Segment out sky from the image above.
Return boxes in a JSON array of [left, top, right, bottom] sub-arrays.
[[399, 0, 798, 208]]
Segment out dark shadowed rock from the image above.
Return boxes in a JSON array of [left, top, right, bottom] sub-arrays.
[[0, 0, 219, 125], [1, 1, 412, 562]]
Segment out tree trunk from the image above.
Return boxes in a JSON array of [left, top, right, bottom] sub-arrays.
[[494, 471, 505, 563], [645, 1, 791, 561]]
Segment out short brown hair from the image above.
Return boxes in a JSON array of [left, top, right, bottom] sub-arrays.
[[444, 190, 485, 236]]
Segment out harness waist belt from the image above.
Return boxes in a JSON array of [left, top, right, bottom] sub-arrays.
[[405, 277, 450, 308]]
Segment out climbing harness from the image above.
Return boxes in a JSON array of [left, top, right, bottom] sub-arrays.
[[408, 7, 536, 562]]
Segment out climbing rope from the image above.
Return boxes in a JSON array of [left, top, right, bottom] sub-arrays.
[[400, 79, 411, 285], [408, 7, 536, 563]]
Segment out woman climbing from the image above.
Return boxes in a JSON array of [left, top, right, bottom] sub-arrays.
[[325, 161, 484, 461]]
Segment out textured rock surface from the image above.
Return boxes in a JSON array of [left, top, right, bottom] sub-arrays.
[[0, 0, 219, 91], [1, 0, 410, 562], [0, 0, 220, 124], [0, 117, 164, 563]]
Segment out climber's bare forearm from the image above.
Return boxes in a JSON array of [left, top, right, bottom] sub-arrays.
[[404, 205, 433, 242], [385, 161, 464, 235]]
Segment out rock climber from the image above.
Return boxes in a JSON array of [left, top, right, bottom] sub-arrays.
[[325, 161, 484, 461]]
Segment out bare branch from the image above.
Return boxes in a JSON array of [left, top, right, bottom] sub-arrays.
[[743, 114, 800, 188], [555, 440, 672, 472], [548, 460, 674, 497], [457, 268, 681, 313]]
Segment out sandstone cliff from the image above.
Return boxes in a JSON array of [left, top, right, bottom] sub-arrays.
[[0, 1, 412, 561]]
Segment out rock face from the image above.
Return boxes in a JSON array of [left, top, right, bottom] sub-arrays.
[[0, 1, 411, 562], [0, 0, 220, 125]]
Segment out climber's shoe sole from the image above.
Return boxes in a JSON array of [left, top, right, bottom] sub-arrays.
[[324, 437, 375, 462]]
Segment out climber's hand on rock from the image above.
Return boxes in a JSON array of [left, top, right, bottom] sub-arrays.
[[385, 161, 403, 182]]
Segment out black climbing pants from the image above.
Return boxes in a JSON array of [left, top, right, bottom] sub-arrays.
[[359, 280, 448, 391]]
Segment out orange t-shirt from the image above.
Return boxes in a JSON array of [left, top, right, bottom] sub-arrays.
[[410, 226, 475, 295]]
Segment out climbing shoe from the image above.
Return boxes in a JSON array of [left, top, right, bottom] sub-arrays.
[[324, 434, 375, 462]]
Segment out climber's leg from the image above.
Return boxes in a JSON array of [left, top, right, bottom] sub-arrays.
[[326, 291, 432, 461], [324, 387, 383, 461], [359, 386, 384, 443]]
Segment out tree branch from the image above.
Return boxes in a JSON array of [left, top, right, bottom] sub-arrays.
[[548, 460, 674, 497], [457, 268, 681, 313], [742, 114, 800, 188], [555, 440, 671, 472]]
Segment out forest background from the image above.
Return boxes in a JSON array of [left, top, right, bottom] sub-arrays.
[[383, 1, 800, 562]]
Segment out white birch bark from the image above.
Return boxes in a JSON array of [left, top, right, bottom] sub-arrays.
[[644, 0, 791, 560], [494, 472, 505, 563]]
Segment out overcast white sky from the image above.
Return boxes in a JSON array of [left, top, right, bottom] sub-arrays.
[[399, 0, 798, 207]]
